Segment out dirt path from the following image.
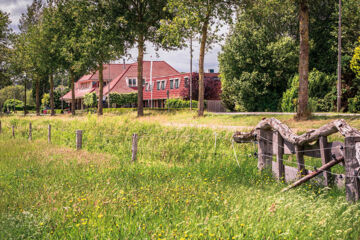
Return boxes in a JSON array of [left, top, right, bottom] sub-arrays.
[[162, 122, 253, 131]]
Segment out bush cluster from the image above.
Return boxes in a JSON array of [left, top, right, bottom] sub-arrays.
[[165, 99, 198, 109], [109, 93, 137, 107]]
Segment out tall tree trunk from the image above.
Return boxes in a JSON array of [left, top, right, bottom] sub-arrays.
[[198, 18, 209, 117], [296, 0, 310, 120], [70, 72, 76, 116], [337, 0, 342, 112], [98, 63, 104, 116], [50, 73, 55, 116], [35, 79, 40, 116], [190, 36, 193, 111], [137, 34, 144, 117], [24, 79, 27, 116]]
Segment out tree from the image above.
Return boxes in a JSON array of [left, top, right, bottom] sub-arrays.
[[111, 0, 173, 117], [80, 0, 128, 116], [162, 0, 236, 116], [296, 0, 310, 120], [17, 0, 45, 116], [219, 0, 298, 111], [0, 10, 12, 89], [53, 0, 90, 115], [84, 92, 97, 108], [180, 74, 221, 101]]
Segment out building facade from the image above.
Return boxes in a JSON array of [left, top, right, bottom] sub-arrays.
[[61, 61, 220, 109]]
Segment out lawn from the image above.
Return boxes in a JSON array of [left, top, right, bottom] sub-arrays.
[[0, 112, 360, 239]]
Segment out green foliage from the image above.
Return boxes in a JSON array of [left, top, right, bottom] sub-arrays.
[[281, 70, 336, 112], [165, 99, 198, 109], [84, 92, 97, 108], [351, 38, 360, 79], [109, 93, 137, 107], [3, 99, 24, 111], [41, 93, 50, 108], [0, 85, 24, 109], [219, 0, 298, 112], [348, 97, 360, 113], [0, 10, 12, 89]]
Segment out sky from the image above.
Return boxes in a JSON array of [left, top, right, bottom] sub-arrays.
[[0, 0, 226, 73]]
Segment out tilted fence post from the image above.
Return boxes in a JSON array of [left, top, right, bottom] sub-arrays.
[[48, 124, 51, 143], [29, 122, 32, 141], [76, 130, 83, 150], [344, 137, 360, 202], [132, 133, 138, 162], [295, 145, 307, 177], [319, 136, 331, 186], [257, 129, 273, 171], [275, 131, 285, 180]]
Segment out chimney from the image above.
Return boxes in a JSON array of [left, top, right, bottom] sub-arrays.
[[123, 59, 126, 69]]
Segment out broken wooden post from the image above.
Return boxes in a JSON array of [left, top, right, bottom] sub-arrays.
[[295, 145, 307, 177], [319, 136, 331, 186], [257, 129, 273, 170], [131, 133, 138, 162], [48, 124, 51, 143], [344, 137, 360, 202], [281, 156, 344, 192], [275, 131, 285, 180], [76, 130, 83, 150], [12, 125, 15, 138], [29, 122, 32, 141]]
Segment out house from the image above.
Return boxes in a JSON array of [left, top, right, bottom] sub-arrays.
[[61, 61, 220, 109]]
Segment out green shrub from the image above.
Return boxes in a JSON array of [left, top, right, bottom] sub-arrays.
[[348, 97, 360, 113], [165, 99, 198, 109], [84, 92, 97, 108], [109, 93, 137, 107], [3, 99, 24, 112], [281, 70, 336, 112]]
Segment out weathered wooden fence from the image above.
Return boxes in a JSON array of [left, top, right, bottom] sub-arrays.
[[207, 100, 226, 113], [233, 118, 360, 202]]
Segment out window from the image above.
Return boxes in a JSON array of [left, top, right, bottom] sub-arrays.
[[128, 78, 137, 87], [170, 79, 174, 89], [145, 83, 148, 91], [161, 80, 165, 90], [175, 78, 180, 89], [157, 81, 160, 90], [184, 77, 189, 88]]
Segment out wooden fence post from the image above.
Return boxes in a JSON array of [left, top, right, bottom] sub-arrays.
[[48, 124, 51, 143], [0, 120, 2, 134], [344, 137, 360, 202], [131, 133, 138, 162], [319, 136, 331, 186], [295, 145, 307, 177], [29, 122, 32, 141], [257, 129, 273, 170], [275, 131, 285, 180], [76, 130, 83, 150], [12, 125, 15, 138]]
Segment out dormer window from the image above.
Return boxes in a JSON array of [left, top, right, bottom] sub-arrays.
[[127, 78, 137, 87]]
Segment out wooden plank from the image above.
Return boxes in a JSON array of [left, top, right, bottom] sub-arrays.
[[281, 156, 344, 192], [48, 124, 51, 143], [344, 137, 360, 202], [295, 145, 307, 177], [257, 129, 273, 170], [319, 136, 331, 186], [275, 131, 285, 180], [29, 122, 32, 141], [76, 130, 83, 150], [132, 133, 138, 162]]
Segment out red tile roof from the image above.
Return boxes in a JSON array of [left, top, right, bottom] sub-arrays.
[[62, 61, 180, 100]]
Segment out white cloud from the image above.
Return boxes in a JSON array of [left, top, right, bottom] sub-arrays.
[[0, 0, 32, 31]]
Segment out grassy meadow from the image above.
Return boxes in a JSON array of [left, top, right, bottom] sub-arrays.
[[0, 111, 360, 239]]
